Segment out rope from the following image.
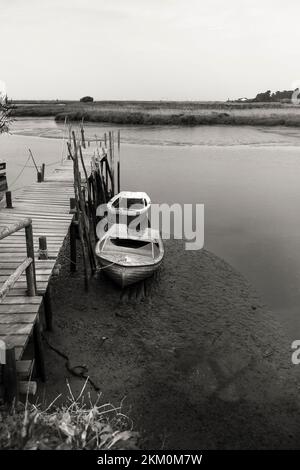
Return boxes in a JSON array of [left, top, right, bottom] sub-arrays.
[[28, 149, 39, 172], [42, 332, 101, 392], [59, 252, 124, 271], [14, 159, 62, 169]]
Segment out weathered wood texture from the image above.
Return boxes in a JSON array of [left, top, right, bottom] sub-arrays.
[[0, 149, 93, 402]]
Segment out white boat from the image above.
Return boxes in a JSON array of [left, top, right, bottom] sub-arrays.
[[107, 191, 151, 224], [95, 224, 164, 288]]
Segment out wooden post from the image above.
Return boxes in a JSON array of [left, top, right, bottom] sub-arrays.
[[37, 171, 42, 183], [69, 197, 76, 214], [70, 221, 77, 272], [33, 320, 46, 382], [70, 220, 77, 273], [41, 163, 45, 182], [118, 130, 121, 192], [3, 348, 19, 405], [104, 132, 107, 147], [5, 191, 13, 209], [25, 223, 36, 296], [38, 236, 48, 260], [81, 125, 86, 149], [44, 286, 53, 332], [117, 161, 120, 193]]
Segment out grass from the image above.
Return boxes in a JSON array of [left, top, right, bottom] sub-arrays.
[[0, 380, 139, 450], [10, 100, 300, 127]]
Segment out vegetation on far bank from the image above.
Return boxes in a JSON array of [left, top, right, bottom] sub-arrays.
[[10, 99, 300, 127]]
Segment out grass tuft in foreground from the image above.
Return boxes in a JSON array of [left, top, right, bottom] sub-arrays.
[[0, 380, 139, 450]]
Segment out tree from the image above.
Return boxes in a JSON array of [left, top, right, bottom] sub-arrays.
[[253, 90, 272, 102], [0, 94, 13, 133], [80, 96, 94, 103]]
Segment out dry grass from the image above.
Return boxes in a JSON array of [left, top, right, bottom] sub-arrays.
[[0, 380, 139, 450], [11, 100, 300, 127]]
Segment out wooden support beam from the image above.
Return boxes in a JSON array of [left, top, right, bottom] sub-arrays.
[[3, 348, 19, 405], [33, 320, 46, 382], [16, 360, 34, 378], [44, 286, 53, 332], [19, 380, 37, 396]]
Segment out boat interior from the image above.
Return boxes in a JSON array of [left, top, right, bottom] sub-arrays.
[[99, 237, 161, 263]]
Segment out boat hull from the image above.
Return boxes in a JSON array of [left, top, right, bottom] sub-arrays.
[[98, 257, 162, 287]]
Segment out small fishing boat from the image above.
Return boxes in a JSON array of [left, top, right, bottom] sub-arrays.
[[95, 224, 164, 287], [107, 191, 151, 224]]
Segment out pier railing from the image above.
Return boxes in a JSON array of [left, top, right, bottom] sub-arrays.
[[0, 217, 37, 299]]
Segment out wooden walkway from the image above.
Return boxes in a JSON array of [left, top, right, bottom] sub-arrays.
[[0, 156, 88, 395]]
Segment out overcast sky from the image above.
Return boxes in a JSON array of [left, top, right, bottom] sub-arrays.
[[0, 0, 299, 101]]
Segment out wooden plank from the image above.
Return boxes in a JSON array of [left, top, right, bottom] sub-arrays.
[[7, 283, 48, 295], [0, 296, 42, 304], [0, 274, 51, 283], [0, 314, 37, 323], [0, 323, 33, 335], [0, 261, 55, 268], [0, 303, 40, 313], [0, 335, 27, 348]]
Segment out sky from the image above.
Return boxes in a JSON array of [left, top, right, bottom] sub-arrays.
[[0, 0, 300, 101]]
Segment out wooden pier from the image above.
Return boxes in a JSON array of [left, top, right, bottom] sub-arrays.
[[0, 131, 119, 403]]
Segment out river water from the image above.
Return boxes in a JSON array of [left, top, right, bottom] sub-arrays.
[[1, 117, 300, 340]]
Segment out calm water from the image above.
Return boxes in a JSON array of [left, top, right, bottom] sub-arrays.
[[2, 117, 300, 340]]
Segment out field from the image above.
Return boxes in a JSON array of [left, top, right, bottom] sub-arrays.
[[11, 100, 300, 126]]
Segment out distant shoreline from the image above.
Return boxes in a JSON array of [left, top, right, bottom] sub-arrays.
[[11, 100, 300, 127]]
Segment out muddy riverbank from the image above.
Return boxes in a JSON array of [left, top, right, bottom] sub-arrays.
[[39, 238, 300, 449]]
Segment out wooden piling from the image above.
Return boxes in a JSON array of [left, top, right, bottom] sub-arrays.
[[41, 163, 45, 182], [38, 236, 48, 260], [5, 191, 13, 209], [118, 130, 121, 192], [33, 320, 46, 382], [25, 223, 36, 296], [81, 122, 86, 149], [69, 197, 76, 214], [70, 221, 77, 272], [117, 161, 120, 193], [44, 286, 53, 332]]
